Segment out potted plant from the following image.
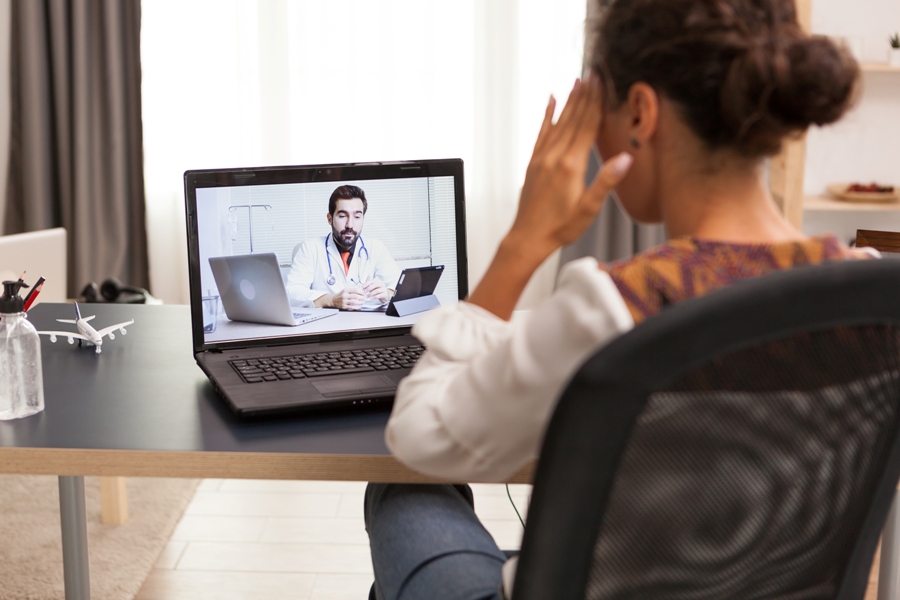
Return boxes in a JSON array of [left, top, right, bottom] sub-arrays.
[[890, 33, 900, 67]]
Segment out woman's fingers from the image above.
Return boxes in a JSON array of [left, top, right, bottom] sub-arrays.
[[532, 95, 557, 156], [567, 77, 604, 159], [552, 79, 584, 132], [585, 152, 633, 207], [543, 78, 601, 165], [555, 152, 633, 245], [541, 81, 586, 155]]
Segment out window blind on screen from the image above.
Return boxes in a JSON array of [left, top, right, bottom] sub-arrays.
[[429, 176, 459, 304], [228, 178, 433, 266]]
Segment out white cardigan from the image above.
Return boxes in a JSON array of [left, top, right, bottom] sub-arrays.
[[386, 257, 635, 482]]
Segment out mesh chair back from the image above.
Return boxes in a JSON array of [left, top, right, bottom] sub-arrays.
[[513, 260, 900, 600]]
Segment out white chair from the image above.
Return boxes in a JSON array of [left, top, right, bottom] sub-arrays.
[[0, 228, 67, 303]]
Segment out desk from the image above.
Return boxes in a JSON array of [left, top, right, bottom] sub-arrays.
[[0, 303, 531, 600], [204, 308, 423, 344]]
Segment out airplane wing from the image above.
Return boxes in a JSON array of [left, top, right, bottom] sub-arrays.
[[37, 331, 90, 342], [96, 320, 134, 339], [57, 315, 95, 324]]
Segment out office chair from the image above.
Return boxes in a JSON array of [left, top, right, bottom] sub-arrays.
[[513, 259, 900, 600]]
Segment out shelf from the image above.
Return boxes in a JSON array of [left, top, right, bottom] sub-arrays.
[[861, 63, 900, 72], [804, 194, 900, 211]]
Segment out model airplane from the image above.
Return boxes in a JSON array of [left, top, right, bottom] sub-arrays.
[[37, 302, 134, 354]]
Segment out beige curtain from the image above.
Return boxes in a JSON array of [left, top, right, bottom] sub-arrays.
[[5, 0, 149, 296]]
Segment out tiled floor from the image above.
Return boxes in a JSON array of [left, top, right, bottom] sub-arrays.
[[135, 480, 531, 600]]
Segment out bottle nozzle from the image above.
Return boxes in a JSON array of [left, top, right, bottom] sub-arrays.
[[0, 280, 29, 313]]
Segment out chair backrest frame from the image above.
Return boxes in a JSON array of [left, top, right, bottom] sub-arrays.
[[513, 259, 900, 600], [857, 229, 900, 255]]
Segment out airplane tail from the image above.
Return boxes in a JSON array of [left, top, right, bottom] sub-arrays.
[[74, 302, 82, 321]]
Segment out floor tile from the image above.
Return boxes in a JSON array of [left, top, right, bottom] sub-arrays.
[[482, 519, 525, 550], [154, 541, 188, 570], [259, 517, 370, 545], [176, 541, 375, 574], [473, 493, 531, 521], [143, 478, 527, 599], [470, 483, 533, 497], [311, 574, 375, 600], [185, 490, 342, 518], [336, 491, 365, 518], [136, 569, 316, 600], [171, 515, 267, 542], [197, 479, 226, 492]]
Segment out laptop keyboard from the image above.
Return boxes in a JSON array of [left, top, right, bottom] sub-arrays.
[[229, 344, 425, 383]]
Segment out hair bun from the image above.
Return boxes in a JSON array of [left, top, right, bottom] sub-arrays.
[[721, 33, 859, 156], [592, 0, 861, 158]]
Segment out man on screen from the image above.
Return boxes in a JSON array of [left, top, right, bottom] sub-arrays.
[[286, 185, 400, 311]]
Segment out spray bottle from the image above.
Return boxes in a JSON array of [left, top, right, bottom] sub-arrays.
[[0, 280, 45, 419]]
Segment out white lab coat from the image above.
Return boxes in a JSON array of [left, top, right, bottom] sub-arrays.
[[285, 234, 401, 309]]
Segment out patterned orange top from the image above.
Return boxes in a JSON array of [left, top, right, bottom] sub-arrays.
[[603, 235, 869, 324]]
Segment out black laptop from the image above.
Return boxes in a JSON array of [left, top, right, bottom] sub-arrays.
[[184, 160, 468, 416]]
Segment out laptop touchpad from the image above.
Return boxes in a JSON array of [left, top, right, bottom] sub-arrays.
[[312, 375, 397, 398]]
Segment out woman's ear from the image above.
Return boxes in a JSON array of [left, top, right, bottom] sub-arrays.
[[626, 83, 659, 149]]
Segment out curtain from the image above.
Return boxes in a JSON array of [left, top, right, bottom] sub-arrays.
[[5, 0, 149, 297]]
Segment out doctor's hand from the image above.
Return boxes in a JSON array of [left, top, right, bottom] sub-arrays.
[[320, 288, 366, 310], [362, 279, 392, 304]]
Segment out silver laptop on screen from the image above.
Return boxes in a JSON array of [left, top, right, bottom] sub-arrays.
[[185, 159, 468, 417], [209, 253, 336, 327]]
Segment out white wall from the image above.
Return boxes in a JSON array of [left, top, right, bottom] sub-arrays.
[[0, 0, 11, 234], [803, 0, 900, 241]]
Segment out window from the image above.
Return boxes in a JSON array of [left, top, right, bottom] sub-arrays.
[[141, 0, 585, 304]]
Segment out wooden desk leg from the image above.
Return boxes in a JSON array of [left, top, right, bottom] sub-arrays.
[[99, 477, 128, 525], [878, 491, 900, 600], [59, 476, 91, 600]]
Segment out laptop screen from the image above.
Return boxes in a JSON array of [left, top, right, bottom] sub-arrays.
[[185, 160, 467, 351]]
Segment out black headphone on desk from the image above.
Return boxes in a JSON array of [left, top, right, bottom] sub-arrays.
[[80, 278, 150, 304]]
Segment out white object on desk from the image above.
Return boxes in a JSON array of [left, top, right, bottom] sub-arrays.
[[37, 302, 134, 355]]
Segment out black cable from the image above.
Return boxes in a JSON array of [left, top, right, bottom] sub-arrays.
[[506, 484, 525, 528]]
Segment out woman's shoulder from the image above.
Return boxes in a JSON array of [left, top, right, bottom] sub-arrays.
[[597, 235, 867, 323]]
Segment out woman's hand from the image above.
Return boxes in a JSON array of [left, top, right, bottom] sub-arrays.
[[467, 77, 633, 321], [509, 77, 633, 260]]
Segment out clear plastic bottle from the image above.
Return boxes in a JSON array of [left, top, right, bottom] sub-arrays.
[[0, 281, 45, 420]]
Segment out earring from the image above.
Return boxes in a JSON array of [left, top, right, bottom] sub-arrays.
[[629, 137, 640, 149]]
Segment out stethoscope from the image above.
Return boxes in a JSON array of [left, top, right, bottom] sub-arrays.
[[325, 234, 370, 286]]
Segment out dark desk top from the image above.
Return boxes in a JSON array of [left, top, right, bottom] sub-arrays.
[[0, 304, 444, 482], [0, 303, 532, 483]]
